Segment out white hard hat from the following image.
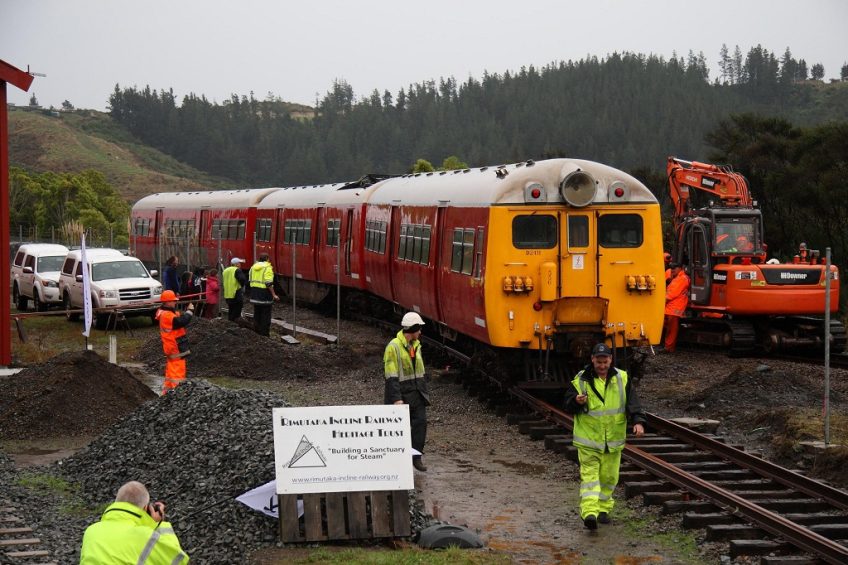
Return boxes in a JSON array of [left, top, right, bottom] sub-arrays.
[[401, 312, 425, 328], [230, 257, 244, 265]]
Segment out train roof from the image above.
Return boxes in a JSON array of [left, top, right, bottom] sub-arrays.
[[256, 182, 358, 209], [133, 187, 283, 211], [366, 158, 657, 207]]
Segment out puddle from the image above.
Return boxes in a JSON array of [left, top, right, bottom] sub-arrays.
[[120, 362, 164, 395], [492, 459, 547, 476]]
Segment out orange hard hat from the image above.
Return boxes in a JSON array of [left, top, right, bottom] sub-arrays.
[[160, 290, 178, 302]]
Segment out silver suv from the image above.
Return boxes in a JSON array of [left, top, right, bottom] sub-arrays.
[[11, 243, 70, 311], [58, 248, 162, 329]]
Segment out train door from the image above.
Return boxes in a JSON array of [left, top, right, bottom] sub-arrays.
[[685, 223, 711, 305], [315, 206, 325, 280], [199, 208, 210, 266], [560, 212, 596, 297], [344, 209, 354, 276], [154, 209, 164, 264]]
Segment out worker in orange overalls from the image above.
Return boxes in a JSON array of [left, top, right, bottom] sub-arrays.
[[155, 290, 195, 394], [663, 263, 690, 353]]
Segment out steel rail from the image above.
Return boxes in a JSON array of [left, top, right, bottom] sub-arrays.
[[511, 391, 848, 564], [647, 413, 848, 510], [625, 446, 848, 565]]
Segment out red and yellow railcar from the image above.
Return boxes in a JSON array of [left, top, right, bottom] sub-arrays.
[[132, 158, 664, 375]]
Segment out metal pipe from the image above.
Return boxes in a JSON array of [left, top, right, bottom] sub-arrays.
[[824, 247, 831, 445], [336, 231, 341, 346], [292, 238, 296, 339]]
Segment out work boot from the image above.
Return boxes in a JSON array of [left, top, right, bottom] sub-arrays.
[[412, 456, 427, 472], [583, 514, 598, 530], [598, 512, 610, 524]]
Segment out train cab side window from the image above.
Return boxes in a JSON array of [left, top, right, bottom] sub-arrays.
[[568, 216, 589, 247], [512, 215, 557, 249], [451, 228, 476, 274], [473, 227, 485, 278], [598, 214, 643, 248]]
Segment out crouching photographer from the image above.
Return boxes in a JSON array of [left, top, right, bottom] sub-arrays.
[[80, 480, 189, 564]]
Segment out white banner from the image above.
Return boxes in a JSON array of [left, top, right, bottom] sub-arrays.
[[80, 234, 92, 338], [235, 479, 302, 519], [273, 405, 414, 494]]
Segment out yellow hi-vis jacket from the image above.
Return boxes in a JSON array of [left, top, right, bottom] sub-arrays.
[[80, 501, 189, 564], [570, 369, 630, 453], [248, 260, 274, 304], [383, 330, 428, 404]]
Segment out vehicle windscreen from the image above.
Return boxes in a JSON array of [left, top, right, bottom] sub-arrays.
[[91, 261, 150, 281], [37, 255, 66, 272]]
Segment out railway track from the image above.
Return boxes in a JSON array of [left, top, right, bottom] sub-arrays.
[[259, 308, 848, 561], [506, 389, 848, 564], [0, 500, 56, 564]]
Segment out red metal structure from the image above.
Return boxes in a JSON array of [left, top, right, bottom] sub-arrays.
[[1, 59, 34, 366]]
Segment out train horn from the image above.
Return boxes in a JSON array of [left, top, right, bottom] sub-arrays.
[[559, 169, 597, 208]]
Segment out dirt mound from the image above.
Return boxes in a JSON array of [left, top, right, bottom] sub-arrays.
[[134, 317, 353, 380], [687, 364, 837, 409], [0, 350, 156, 439]]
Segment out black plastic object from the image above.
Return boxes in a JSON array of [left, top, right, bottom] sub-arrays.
[[417, 524, 484, 549]]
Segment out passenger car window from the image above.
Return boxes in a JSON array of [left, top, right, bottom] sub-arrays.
[[14, 252, 24, 267], [62, 258, 75, 275]]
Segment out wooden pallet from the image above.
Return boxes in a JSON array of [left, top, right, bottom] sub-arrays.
[[279, 490, 410, 542]]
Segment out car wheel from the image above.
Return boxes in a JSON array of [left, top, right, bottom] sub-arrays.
[[13, 284, 27, 311], [64, 293, 79, 321], [33, 291, 43, 312]]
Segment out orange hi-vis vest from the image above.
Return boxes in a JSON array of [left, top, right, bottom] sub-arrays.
[[665, 270, 690, 318], [156, 308, 191, 359]]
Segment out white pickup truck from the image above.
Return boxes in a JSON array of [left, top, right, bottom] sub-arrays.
[[58, 248, 162, 329], [11, 243, 70, 311]]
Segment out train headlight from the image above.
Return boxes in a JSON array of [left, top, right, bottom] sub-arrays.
[[503, 276, 514, 292], [514, 277, 525, 292], [626, 275, 636, 290], [524, 276, 534, 292]]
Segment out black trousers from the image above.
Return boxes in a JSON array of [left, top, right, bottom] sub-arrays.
[[227, 297, 243, 321], [404, 391, 428, 455], [253, 303, 273, 336]]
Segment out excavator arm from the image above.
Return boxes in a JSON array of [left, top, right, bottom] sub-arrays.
[[667, 156, 753, 228]]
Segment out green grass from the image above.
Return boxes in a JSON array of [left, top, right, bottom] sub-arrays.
[[8, 109, 235, 202], [10, 310, 157, 365], [617, 505, 703, 564], [15, 471, 98, 517]]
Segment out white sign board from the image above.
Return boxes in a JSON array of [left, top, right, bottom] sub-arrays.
[[273, 405, 414, 494]]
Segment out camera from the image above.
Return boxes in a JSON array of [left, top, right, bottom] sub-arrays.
[[147, 501, 163, 516]]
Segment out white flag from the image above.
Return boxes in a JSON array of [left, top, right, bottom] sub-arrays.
[[235, 479, 303, 519], [81, 234, 92, 338]]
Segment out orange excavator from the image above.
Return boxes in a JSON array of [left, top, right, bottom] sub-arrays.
[[667, 156, 844, 354]]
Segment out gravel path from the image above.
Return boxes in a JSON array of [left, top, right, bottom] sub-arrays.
[[2, 305, 846, 563]]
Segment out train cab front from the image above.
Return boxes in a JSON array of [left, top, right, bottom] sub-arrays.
[[484, 159, 665, 398]]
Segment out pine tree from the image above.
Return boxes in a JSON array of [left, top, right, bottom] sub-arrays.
[[811, 63, 825, 80]]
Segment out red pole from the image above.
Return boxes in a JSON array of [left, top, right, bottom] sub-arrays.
[[0, 60, 34, 367], [1, 82, 10, 366]]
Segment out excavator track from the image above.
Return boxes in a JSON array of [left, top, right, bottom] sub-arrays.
[[678, 317, 755, 355]]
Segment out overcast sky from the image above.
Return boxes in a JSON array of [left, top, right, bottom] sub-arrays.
[[3, 0, 847, 111]]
